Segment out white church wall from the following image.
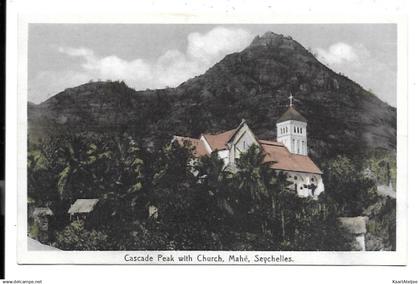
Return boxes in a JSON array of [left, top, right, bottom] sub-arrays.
[[217, 149, 229, 166], [228, 122, 259, 164], [286, 171, 324, 199], [276, 120, 308, 155], [313, 176, 325, 199], [234, 130, 256, 158]]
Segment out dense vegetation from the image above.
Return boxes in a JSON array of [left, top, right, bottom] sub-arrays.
[[27, 32, 396, 251], [28, 134, 395, 251]]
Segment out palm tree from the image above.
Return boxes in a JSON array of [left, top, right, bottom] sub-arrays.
[[55, 136, 104, 201], [234, 144, 272, 202], [231, 144, 274, 235]]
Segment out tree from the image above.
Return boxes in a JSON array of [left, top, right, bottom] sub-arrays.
[[322, 155, 378, 216], [194, 151, 233, 214], [28, 134, 370, 251], [27, 145, 59, 206], [228, 144, 292, 250], [193, 152, 237, 248], [54, 220, 111, 250], [146, 141, 209, 249]]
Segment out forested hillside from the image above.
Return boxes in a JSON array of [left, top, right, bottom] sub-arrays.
[[29, 32, 396, 162], [27, 32, 396, 251]]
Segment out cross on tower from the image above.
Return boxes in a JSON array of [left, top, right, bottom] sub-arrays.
[[289, 93, 294, 107]]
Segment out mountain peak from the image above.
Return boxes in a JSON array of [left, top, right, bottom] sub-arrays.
[[249, 31, 296, 48], [29, 32, 396, 157]]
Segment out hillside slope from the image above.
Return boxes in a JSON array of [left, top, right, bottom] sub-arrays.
[[28, 32, 396, 162]]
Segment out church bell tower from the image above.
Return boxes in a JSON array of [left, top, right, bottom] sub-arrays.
[[276, 94, 308, 155]]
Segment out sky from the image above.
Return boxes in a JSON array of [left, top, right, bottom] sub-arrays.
[[28, 24, 397, 106]]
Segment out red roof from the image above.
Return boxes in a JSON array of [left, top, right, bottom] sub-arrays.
[[174, 123, 322, 175], [260, 140, 322, 174], [174, 136, 208, 157], [202, 129, 237, 151], [258, 139, 284, 147]]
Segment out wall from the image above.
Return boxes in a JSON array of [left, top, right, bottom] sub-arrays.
[[217, 149, 229, 166], [276, 120, 308, 155], [355, 234, 366, 251], [228, 123, 259, 164], [286, 171, 324, 199]]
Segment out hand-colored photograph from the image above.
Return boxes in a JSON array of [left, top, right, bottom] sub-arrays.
[[24, 23, 397, 257]]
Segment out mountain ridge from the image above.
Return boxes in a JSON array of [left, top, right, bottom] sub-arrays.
[[28, 32, 396, 163]]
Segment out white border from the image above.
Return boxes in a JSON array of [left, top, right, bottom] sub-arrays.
[[15, 13, 408, 265]]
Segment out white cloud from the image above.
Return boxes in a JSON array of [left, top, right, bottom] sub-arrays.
[[58, 47, 153, 84], [316, 42, 360, 65], [315, 42, 396, 106], [30, 27, 252, 103], [187, 27, 252, 64]]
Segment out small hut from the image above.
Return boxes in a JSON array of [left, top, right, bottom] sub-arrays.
[[338, 216, 369, 251], [68, 199, 99, 221]]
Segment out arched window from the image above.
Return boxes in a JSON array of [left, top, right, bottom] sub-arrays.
[[294, 126, 296, 133], [310, 176, 318, 186]]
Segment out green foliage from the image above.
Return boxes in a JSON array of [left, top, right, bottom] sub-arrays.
[[55, 220, 111, 250], [28, 223, 40, 239], [234, 144, 271, 201], [364, 148, 396, 188], [27, 33, 397, 251], [365, 197, 396, 251], [322, 155, 379, 216], [28, 134, 391, 251]]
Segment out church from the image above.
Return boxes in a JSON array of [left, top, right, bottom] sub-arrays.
[[174, 97, 324, 199]]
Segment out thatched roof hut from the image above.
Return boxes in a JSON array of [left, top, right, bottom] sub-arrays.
[[68, 199, 99, 215]]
